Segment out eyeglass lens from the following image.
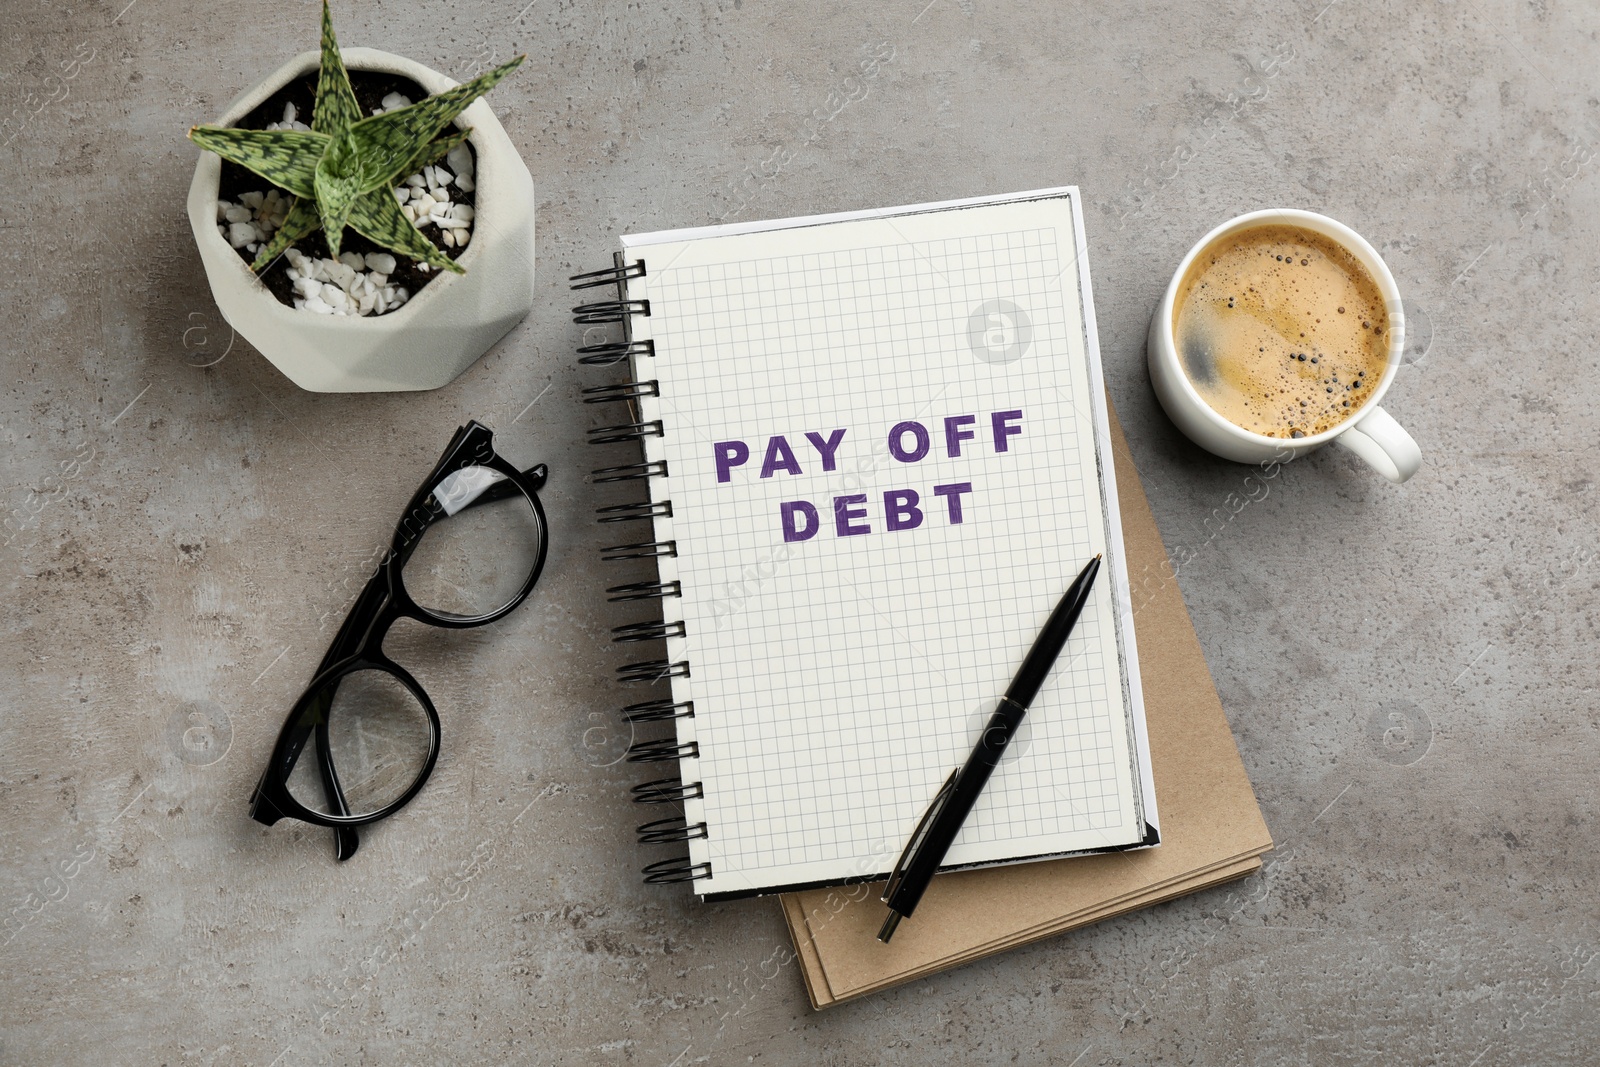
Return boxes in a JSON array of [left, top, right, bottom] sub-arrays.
[[285, 668, 433, 819], [401, 465, 545, 619]]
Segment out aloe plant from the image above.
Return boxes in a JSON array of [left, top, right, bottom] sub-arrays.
[[189, 1, 522, 275]]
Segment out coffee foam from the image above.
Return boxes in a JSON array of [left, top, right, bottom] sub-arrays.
[[1175, 224, 1389, 438]]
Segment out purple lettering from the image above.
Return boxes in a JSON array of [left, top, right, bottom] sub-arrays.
[[781, 500, 820, 542], [714, 440, 750, 483], [933, 482, 973, 524], [804, 428, 848, 471], [887, 421, 930, 463], [760, 435, 802, 478], [834, 494, 871, 536], [944, 414, 977, 457], [884, 489, 923, 531], [991, 410, 1024, 452]]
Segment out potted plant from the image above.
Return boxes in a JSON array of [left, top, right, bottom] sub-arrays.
[[186, 2, 534, 392]]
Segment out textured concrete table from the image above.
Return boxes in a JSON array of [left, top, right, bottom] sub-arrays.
[[3, 1, 1596, 1063]]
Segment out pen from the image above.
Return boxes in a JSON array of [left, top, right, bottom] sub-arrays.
[[878, 553, 1103, 943]]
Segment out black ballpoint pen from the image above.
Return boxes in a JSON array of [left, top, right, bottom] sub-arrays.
[[878, 553, 1102, 943]]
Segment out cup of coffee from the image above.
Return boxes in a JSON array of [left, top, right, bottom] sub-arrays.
[[1147, 209, 1421, 483]]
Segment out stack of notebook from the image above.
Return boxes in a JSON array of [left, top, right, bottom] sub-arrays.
[[780, 407, 1273, 1006], [571, 187, 1271, 1007]]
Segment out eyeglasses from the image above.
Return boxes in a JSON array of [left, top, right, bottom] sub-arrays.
[[249, 421, 549, 860]]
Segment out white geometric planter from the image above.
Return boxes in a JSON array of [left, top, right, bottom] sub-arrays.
[[187, 47, 535, 392]]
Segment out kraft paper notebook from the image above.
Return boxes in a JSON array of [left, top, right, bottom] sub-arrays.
[[571, 189, 1161, 900], [780, 406, 1274, 1007]]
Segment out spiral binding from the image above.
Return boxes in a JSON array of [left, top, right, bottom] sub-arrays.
[[574, 253, 713, 891], [632, 776, 703, 803], [606, 580, 681, 601], [583, 380, 659, 404], [596, 500, 672, 523], [573, 299, 650, 324], [620, 698, 694, 723], [617, 659, 690, 684], [626, 737, 699, 762], [570, 259, 646, 289], [637, 816, 708, 844], [612, 620, 687, 643], [577, 339, 655, 367], [642, 857, 712, 884], [601, 540, 677, 562], [588, 421, 663, 445], [592, 461, 668, 484]]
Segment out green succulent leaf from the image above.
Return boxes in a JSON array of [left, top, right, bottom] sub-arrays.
[[347, 187, 463, 274], [312, 0, 360, 136], [313, 132, 366, 257], [249, 196, 322, 272], [349, 56, 523, 188], [187, 126, 328, 199], [393, 127, 472, 186]]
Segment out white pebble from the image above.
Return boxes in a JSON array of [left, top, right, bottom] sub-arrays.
[[395, 287, 409, 302], [454, 172, 474, 193], [224, 205, 252, 223], [446, 143, 472, 178], [455, 228, 470, 246], [432, 186, 451, 204], [406, 173, 426, 188], [339, 251, 366, 272], [381, 91, 413, 111], [414, 193, 437, 216], [227, 222, 255, 247], [440, 229, 456, 248], [451, 205, 474, 223], [359, 292, 378, 314], [304, 296, 333, 314], [215, 201, 230, 222], [393, 186, 409, 203], [402, 204, 416, 222], [322, 285, 348, 310], [293, 277, 320, 296], [417, 263, 430, 273], [366, 252, 396, 274], [240, 190, 264, 208]]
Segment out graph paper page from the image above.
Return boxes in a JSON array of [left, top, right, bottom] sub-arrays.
[[621, 190, 1147, 898]]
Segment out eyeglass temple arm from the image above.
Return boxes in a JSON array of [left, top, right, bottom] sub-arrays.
[[315, 712, 361, 861]]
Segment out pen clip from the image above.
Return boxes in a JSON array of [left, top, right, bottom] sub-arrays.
[[882, 767, 959, 904]]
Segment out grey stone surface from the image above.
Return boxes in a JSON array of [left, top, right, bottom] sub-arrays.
[[2, 0, 1596, 1063]]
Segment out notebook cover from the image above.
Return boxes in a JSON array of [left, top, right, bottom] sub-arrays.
[[786, 856, 1263, 1008], [781, 400, 1273, 1006]]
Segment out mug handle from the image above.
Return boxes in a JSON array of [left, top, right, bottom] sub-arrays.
[[1335, 405, 1421, 483]]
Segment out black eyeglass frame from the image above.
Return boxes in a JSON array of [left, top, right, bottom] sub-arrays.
[[248, 421, 549, 860]]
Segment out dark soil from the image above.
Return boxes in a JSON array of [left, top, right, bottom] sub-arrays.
[[215, 69, 476, 311]]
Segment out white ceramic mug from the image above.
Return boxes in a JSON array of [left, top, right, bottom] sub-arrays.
[[1147, 209, 1422, 483]]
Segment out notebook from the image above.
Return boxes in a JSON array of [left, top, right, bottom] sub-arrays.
[[780, 402, 1274, 1006], [573, 188, 1158, 900]]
